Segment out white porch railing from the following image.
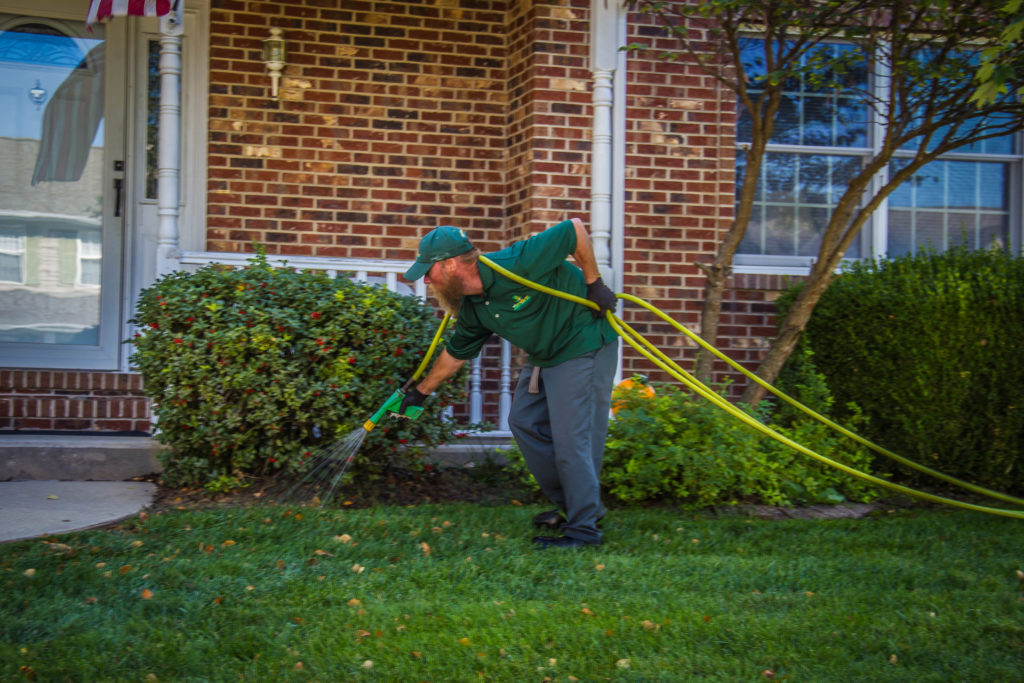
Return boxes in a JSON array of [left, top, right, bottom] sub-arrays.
[[177, 251, 513, 433]]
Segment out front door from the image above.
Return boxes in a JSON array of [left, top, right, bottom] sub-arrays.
[[0, 2, 126, 369]]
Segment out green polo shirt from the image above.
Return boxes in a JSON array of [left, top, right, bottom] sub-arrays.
[[445, 220, 616, 367]]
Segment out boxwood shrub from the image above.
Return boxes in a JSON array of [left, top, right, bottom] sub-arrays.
[[128, 252, 476, 488], [780, 245, 1024, 493]]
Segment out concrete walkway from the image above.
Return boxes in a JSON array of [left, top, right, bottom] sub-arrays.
[[0, 480, 156, 544]]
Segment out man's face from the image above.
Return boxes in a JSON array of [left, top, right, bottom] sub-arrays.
[[425, 260, 464, 315]]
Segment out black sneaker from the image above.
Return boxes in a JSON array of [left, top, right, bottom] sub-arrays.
[[532, 509, 566, 531], [532, 535, 600, 548]]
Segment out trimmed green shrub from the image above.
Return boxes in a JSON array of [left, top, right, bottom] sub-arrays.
[[781, 245, 1024, 492], [128, 252, 476, 488]]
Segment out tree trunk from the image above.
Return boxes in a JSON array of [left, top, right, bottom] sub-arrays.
[[695, 264, 727, 382]]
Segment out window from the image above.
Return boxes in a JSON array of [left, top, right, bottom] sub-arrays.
[[78, 228, 101, 286], [0, 226, 25, 282], [735, 38, 1021, 271]]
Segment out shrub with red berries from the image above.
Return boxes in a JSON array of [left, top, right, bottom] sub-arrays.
[[129, 249, 485, 487]]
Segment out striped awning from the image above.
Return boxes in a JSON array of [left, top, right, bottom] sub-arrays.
[[86, 0, 172, 27]]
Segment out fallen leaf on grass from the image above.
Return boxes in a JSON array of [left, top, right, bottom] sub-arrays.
[[641, 620, 660, 631], [616, 659, 631, 669], [141, 589, 154, 600], [580, 607, 594, 616], [355, 629, 371, 638], [410, 651, 422, 658], [130, 540, 144, 548], [222, 540, 236, 547], [420, 542, 431, 556], [43, 542, 72, 552], [314, 549, 333, 556], [119, 565, 133, 575], [361, 660, 373, 669], [23, 568, 36, 578], [458, 637, 472, 646], [347, 598, 361, 607], [351, 563, 365, 574], [334, 534, 352, 543]]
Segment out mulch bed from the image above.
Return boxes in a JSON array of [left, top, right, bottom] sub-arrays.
[[140, 465, 531, 516]]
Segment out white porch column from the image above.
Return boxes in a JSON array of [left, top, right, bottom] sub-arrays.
[[590, 0, 625, 285], [156, 7, 183, 276], [590, 66, 614, 280]]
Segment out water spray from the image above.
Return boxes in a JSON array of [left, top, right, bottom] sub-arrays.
[[274, 313, 451, 507]]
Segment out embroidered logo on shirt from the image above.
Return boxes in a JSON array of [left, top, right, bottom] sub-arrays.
[[511, 294, 532, 311]]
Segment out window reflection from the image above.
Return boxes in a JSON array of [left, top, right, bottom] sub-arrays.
[[0, 19, 104, 345], [739, 152, 862, 258], [887, 159, 1009, 256]]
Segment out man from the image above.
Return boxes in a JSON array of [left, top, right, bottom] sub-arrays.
[[401, 218, 618, 548]]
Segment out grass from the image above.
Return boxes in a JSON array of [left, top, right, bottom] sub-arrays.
[[2, 502, 1023, 681]]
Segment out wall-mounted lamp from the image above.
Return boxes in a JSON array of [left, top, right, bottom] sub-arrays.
[[28, 80, 47, 110], [262, 27, 286, 99]]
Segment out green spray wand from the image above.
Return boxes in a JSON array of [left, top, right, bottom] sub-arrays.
[[361, 312, 452, 433]]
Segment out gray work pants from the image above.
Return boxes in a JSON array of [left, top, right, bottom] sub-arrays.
[[508, 341, 618, 543]]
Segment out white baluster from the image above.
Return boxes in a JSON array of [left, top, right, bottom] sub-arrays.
[[470, 356, 483, 423], [498, 339, 511, 430]]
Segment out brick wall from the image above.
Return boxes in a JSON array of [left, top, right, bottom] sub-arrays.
[[206, 0, 513, 258], [0, 371, 151, 433]]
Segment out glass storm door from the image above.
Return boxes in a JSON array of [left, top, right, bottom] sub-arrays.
[[0, 5, 125, 369]]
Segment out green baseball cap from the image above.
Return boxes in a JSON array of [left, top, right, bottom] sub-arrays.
[[404, 226, 474, 280]]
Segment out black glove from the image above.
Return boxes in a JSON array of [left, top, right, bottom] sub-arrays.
[[396, 386, 428, 417], [586, 277, 617, 319]]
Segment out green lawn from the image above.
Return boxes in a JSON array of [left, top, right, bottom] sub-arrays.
[[2, 502, 1022, 681]]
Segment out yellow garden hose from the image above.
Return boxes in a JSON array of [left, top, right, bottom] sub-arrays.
[[409, 312, 451, 385], [617, 292, 1024, 508], [468, 254, 1024, 519]]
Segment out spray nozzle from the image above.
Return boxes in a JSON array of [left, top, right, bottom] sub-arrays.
[[362, 388, 424, 432]]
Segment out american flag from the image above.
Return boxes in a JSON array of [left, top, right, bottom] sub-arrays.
[[86, 0, 173, 27], [32, 43, 106, 185]]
